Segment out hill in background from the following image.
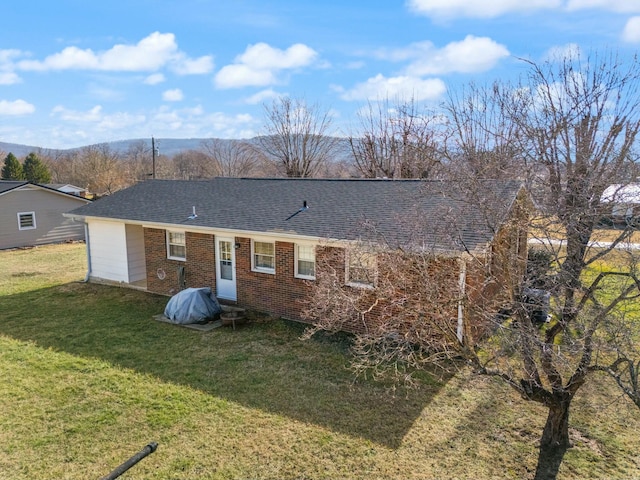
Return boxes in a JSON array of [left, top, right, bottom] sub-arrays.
[[0, 138, 224, 158], [0, 136, 352, 160]]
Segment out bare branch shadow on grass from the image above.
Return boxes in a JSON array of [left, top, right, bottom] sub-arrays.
[[0, 283, 454, 449]]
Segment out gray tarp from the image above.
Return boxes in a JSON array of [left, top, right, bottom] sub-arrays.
[[164, 287, 222, 324]]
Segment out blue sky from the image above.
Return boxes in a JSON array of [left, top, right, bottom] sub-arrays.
[[2, 0, 640, 149]]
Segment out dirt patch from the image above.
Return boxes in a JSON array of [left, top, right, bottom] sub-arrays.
[[570, 428, 604, 456]]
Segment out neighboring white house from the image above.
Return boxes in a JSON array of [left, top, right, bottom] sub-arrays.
[[0, 181, 91, 250], [601, 183, 640, 221], [46, 183, 89, 197]]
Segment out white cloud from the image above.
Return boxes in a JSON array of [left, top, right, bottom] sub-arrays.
[[406, 0, 640, 18], [144, 73, 166, 85], [0, 99, 35, 115], [237, 43, 317, 70], [87, 84, 126, 102], [0, 72, 21, 85], [95, 111, 147, 131], [243, 88, 281, 104], [47, 103, 258, 144], [407, 0, 561, 19], [51, 105, 104, 122], [0, 49, 24, 63], [17, 32, 213, 74], [566, 0, 640, 12], [200, 112, 257, 137], [215, 64, 277, 89], [51, 104, 146, 135], [162, 88, 184, 102], [543, 43, 581, 60], [172, 54, 214, 75], [0, 49, 24, 84], [382, 36, 509, 76], [336, 74, 446, 102], [214, 42, 318, 89], [622, 16, 640, 42], [149, 107, 257, 138]]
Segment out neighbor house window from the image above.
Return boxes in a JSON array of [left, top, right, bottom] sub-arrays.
[[167, 230, 186, 260], [252, 240, 275, 273], [295, 244, 316, 279], [17, 212, 36, 230], [346, 249, 377, 287]]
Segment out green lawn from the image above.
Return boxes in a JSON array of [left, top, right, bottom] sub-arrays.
[[0, 243, 639, 479]]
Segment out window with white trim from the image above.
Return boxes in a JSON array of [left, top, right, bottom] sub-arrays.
[[167, 230, 186, 260], [346, 249, 377, 287], [252, 240, 275, 273], [295, 244, 316, 279], [17, 212, 36, 230]]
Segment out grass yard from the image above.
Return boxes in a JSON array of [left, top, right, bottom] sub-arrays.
[[1, 243, 640, 479]]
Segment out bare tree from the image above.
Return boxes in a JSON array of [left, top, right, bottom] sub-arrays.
[[443, 83, 529, 182], [257, 96, 340, 178], [122, 140, 154, 182], [304, 51, 640, 480], [75, 143, 127, 195], [349, 97, 443, 179], [506, 53, 640, 478], [200, 138, 265, 177], [171, 149, 219, 180]]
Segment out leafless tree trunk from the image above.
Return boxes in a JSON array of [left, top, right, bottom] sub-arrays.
[[257, 96, 340, 178], [349, 97, 443, 179]]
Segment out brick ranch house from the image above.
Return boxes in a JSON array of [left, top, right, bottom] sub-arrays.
[[65, 177, 530, 341]]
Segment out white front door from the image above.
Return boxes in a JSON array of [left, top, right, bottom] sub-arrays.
[[215, 237, 237, 301]]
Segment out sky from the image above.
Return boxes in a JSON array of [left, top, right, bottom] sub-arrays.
[[1, 0, 640, 150]]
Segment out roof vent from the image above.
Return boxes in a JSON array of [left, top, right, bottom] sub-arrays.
[[188, 206, 198, 220], [286, 201, 309, 221]]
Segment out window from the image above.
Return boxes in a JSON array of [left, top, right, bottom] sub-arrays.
[[295, 244, 316, 279], [252, 240, 275, 273], [167, 231, 186, 260], [347, 249, 377, 287], [17, 212, 36, 230]]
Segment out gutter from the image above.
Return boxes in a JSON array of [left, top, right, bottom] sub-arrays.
[[83, 222, 92, 282], [457, 258, 467, 343]]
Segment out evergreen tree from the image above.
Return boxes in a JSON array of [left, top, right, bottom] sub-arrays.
[[23, 152, 52, 183], [1, 153, 24, 180]]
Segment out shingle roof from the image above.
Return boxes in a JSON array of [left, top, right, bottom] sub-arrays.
[[68, 178, 524, 251], [0, 180, 28, 195]]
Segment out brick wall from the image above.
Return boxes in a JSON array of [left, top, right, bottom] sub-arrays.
[[144, 228, 216, 296], [141, 225, 523, 342], [143, 228, 313, 319], [236, 237, 313, 319]]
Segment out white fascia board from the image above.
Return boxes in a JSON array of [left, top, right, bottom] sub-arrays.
[[18, 183, 91, 203], [64, 215, 331, 245]]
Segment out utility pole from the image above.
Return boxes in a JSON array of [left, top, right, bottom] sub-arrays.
[[151, 136, 157, 179]]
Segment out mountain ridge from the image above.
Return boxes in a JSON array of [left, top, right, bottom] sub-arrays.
[[0, 136, 351, 159], [0, 138, 233, 157]]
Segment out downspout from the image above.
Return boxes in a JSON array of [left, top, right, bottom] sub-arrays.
[[83, 222, 92, 282], [457, 258, 467, 343]]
